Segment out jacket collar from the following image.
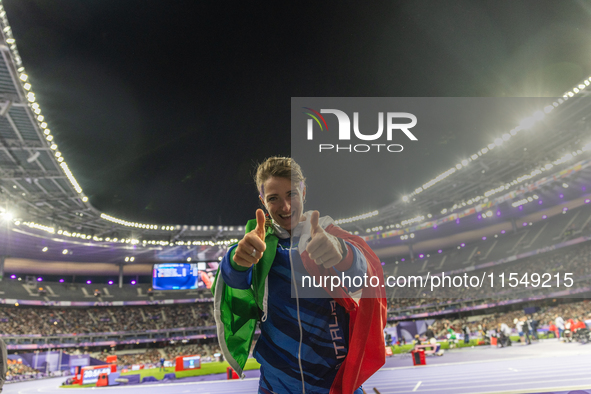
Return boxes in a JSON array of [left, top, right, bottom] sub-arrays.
[[270, 211, 328, 240]]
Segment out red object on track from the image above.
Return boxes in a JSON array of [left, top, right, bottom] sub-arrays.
[[226, 367, 240, 379], [411, 349, 426, 366], [96, 373, 109, 387]]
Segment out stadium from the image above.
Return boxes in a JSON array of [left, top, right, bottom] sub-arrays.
[[1, 2, 591, 394]]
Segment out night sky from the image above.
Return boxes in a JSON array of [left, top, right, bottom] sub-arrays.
[[3, 0, 591, 226]]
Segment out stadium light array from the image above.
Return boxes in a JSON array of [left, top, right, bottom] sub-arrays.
[[0, 5, 92, 208], [344, 121, 589, 234], [443, 144, 589, 217], [20, 221, 55, 233], [364, 152, 585, 239], [511, 194, 539, 208], [1, 5, 246, 236], [401, 215, 425, 226], [334, 210, 379, 225], [0, 211, 13, 221], [100, 213, 173, 230], [401, 77, 591, 204]]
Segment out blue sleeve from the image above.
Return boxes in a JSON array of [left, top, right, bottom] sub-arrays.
[[220, 245, 253, 290], [333, 242, 367, 292]]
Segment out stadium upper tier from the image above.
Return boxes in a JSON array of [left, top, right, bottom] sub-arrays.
[[0, 303, 214, 337], [0, 280, 212, 303], [0, 188, 588, 287], [382, 194, 591, 272], [390, 239, 591, 303], [0, 303, 217, 350]]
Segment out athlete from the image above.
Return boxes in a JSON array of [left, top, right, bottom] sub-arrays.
[[213, 157, 387, 394]]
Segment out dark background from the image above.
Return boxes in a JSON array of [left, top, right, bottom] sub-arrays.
[[4, 0, 591, 225]]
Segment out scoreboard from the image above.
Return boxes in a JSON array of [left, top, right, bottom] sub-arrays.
[[152, 262, 207, 290]]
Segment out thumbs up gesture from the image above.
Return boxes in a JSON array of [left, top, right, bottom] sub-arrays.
[[233, 209, 267, 268], [305, 211, 344, 269]]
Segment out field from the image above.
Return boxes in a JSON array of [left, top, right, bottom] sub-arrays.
[[61, 359, 261, 388], [119, 358, 261, 380]]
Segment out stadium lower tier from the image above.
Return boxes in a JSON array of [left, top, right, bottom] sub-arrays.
[[0, 303, 214, 337], [6, 299, 591, 386], [6, 339, 222, 383], [387, 240, 591, 314]]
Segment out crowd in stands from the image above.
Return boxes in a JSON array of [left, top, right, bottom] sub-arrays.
[[94, 349, 162, 367], [164, 343, 220, 360], [4, 298, 589, 379], [388, 241, 591, 313], [4, 244, 589, 338], [93, 342, 222, 367], [392, 299, 591, 344], [0, 303, 214, 336], [5, 341, 223, 380], [7, 361, 39, 380]]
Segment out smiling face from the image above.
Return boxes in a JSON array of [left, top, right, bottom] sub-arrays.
[[260, 176, 305, 234]]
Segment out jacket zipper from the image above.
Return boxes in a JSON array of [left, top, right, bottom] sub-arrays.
[[289, 234, 305, 393]]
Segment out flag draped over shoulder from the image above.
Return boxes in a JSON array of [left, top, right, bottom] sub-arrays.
[[214, 217, 387, 394], [300, 224, 388, 394]]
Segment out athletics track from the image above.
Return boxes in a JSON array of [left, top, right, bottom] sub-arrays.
[[6, 340, 591, 394]]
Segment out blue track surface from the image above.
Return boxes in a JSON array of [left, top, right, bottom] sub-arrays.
[[6, 340, 591, 394]]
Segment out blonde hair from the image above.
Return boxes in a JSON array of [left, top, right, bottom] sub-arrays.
[[254, 157, 306, 197], [254, 157, 306, 230]]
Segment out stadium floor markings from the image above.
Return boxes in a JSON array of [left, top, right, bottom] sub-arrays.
[[367, 365, 591, 383], [364, 374, 591, 394], [370, 362, 591, 384], [5, 377, 262, 394], [363, 355, 591, 394], [8, 343, 591, 394], [365, 380, 591, 394]]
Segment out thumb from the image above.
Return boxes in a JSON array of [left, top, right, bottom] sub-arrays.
[[255, 209, 266, 241], [310, 210, 320, 237]]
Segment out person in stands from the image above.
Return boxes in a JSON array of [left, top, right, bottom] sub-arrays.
[[548, 320, 558, 339], [555, 315, 565, 339]]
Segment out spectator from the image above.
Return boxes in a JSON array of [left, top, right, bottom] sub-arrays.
[[462, 322, 470, 344], [425, 326, 435, 341], [555, 315, 565, 339]]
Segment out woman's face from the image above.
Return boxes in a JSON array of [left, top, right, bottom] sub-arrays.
[[260, 176, 305, 233]]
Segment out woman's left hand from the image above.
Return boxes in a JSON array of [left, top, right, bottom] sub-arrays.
[[305, 211, 344, 268]]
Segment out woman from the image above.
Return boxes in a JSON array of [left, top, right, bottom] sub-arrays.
[[213, 157, 387, 394]]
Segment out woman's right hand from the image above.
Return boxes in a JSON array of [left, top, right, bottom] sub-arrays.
[[232, 209, 267, 268]]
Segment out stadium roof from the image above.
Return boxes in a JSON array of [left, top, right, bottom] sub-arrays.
[[0, 2, 246, 246], [355, 94, 591, 233]]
